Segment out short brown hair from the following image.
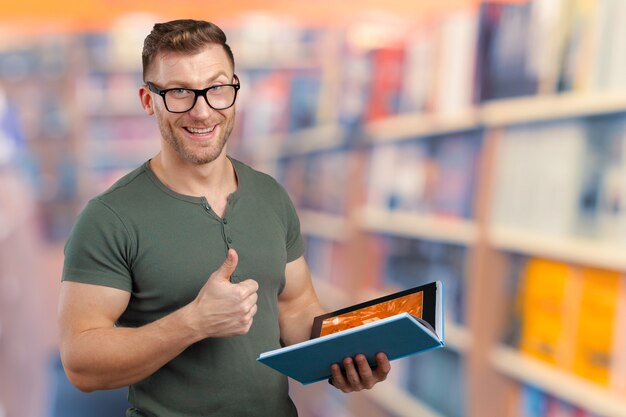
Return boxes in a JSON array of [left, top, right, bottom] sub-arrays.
[[142, 19, 235, 81]]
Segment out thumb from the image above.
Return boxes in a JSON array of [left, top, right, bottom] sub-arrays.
[[213, 248, 238, 281]]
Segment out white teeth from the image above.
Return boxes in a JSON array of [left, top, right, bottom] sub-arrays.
[[187, 127, 214, 134]]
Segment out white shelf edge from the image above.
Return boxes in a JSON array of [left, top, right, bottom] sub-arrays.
[[365, 382, 446, 417], [488, 226, 626, 272], [491, 346, 626, 417], [249, 93, 626, 160], [299, 210, 349, 242], [356, 207, 478, 245], [481, 91, 626, 127], [256, 124, 346, 161], [444, 321, 472, 354], [364, 92, 626, 144], [364, 111, 481, 144]]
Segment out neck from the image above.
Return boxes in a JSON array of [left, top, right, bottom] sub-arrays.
[[150, 152, 237, 201]]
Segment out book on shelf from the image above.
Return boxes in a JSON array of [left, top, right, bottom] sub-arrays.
[[240, 69, 291, 140], [257, 281, 444, 385], [364, 43, 406, 121], [431, 132, 481, 219], [304, 235, 348, 293], [515, 256, 626, 391], [431, 9, 477, 115], [490, 120, 587, 237], [518, 384, 598, 417], [406, 347, 466, 417], [287, 68, 323, 132], [300, 149, 351, 215], [383, 236, 466, 326], [474, 1, 539, 101], [572, 266, 621, 387], [365, 131, 480, 219], [518, 257, 579, 367], [556, 0, 598, 93], [398, 24, 437, 115], [366, 139, 431, 212], [590, 116, 626, 244]]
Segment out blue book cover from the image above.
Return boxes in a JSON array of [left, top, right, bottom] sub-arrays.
[[257, 282, 444, 384]]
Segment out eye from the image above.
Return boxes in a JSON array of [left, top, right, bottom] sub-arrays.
[[169, 88, 192, 98], [208, 84, 227, 94]]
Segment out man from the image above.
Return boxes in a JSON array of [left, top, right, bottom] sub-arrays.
[[58, 19, 390, 417]]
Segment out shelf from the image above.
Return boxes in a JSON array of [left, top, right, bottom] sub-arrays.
[[299, 210, 350, 242], [364, 110, 481, 144], [252, 93, 626, 161], [481, 92, 626, 127], [363, 92, 626, 146], [488, 226, 626, 272], [444, 321, 472, 354], [256, 124, 346, 161], [356, 207, 478, 246], [491, 346, 626, 417], [365, 383, 445, 417]]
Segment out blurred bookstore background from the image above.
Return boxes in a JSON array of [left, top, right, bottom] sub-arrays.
[[1, 0, 626, 416]]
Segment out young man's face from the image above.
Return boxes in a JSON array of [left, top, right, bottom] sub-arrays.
[[141, 44, 237, 166]]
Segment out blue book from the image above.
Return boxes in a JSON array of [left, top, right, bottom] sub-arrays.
[[257, 281, 444, 384]]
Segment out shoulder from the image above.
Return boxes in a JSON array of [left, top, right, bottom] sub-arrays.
[[231, 158, 286, 195], [97, 163, 152, 201], [85, 162, 165, 218]]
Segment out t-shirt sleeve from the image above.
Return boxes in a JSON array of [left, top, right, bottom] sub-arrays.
[[277, 183, 304, 262], [62, 198, 134, 292]]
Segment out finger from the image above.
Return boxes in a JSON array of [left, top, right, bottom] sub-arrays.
[[238, 278, 259, 293], [373, 352, 391, 381], [248, 303, 258, 318], [329, 363, 350, 392], [212, 249, 238, 282], [353, 354, 375, 388], [342, 357, 362, 390]]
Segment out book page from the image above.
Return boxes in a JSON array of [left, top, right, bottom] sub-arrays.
[[320, 291, 424, 336]]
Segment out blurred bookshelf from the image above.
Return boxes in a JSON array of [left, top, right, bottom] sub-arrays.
[[2, 0, 626, 417], [235, 1, 626, 417]]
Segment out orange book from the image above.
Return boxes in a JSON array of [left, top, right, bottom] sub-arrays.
[[571, 267, 621, 386], [518, 258, 578, 367]]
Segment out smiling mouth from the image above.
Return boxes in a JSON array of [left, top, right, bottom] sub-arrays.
[[185, 126, 215, 135]]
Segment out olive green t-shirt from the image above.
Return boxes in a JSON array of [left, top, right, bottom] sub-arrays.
[[63, 158, 304, 417]]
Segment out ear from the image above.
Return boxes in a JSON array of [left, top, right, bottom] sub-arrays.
[[139, 85, 155, 116]]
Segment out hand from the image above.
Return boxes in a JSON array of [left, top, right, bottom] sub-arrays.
[[329, 352, 391, 393], [191, 249, 259, 338]]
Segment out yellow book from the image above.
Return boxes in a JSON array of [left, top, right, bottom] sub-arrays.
[[572, 267, 621, 386], [519, 258, 577, 367]]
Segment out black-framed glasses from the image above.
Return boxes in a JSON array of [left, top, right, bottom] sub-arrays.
[[146, 75, 240, 113]]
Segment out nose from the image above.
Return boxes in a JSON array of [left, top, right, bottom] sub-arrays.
[[187, 93, 215, 118]]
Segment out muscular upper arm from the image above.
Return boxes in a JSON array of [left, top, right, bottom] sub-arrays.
[[278, 256, 326, 345], [58, 281, 130, 356]]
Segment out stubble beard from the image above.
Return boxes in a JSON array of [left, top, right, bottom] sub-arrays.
[[157, 115, 235, 165]]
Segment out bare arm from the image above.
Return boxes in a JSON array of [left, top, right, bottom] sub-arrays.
[[58, 249, 258, 392], [278, 256, 391, 392], [277, 256, 326, 346]]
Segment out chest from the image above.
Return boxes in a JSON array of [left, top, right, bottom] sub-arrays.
[[121, 198, 289, 324]]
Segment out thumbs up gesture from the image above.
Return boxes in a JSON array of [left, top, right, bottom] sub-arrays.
[[191, 249, 259, 338]]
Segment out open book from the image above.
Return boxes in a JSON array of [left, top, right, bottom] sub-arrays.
[[257, 281, 444, 384]]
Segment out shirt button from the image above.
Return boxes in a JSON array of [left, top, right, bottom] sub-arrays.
[[227, 237, 233, 244], [223, 219, 228, 224]]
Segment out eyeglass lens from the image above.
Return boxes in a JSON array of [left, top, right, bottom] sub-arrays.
[[165, 86, 237, 112]]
